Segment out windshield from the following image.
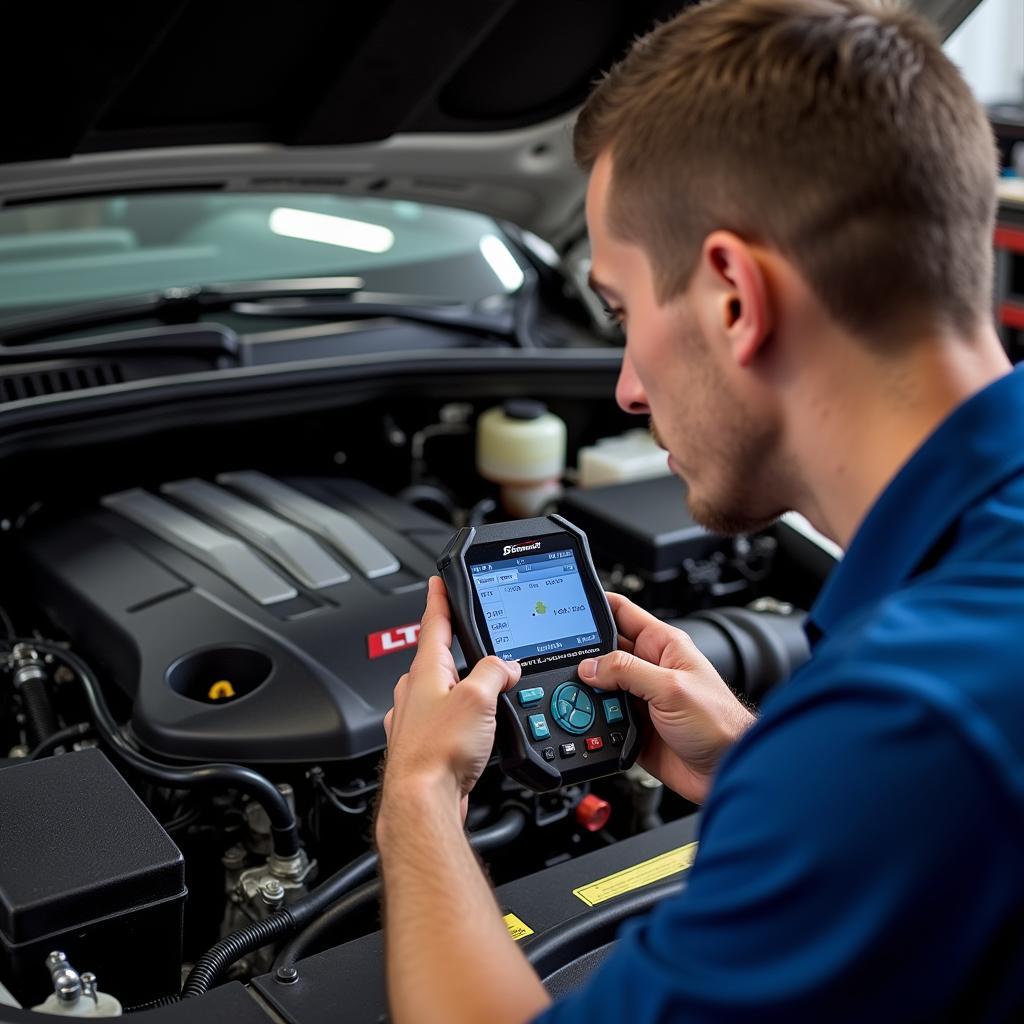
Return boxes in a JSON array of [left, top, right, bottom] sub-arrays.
[[0, 193, 527, 318]]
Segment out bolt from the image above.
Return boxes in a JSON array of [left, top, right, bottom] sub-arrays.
[[275, 966, 298, 985], [54, 969, 80, 1000], [261, 877, 285, 907], [80, 972, 98, 1005], [46, 954, 81, 1004]]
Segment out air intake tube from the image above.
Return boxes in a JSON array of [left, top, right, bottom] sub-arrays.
[[668, 607, 810, 704]]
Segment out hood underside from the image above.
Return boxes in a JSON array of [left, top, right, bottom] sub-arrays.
[[0, 0, 981, 241]]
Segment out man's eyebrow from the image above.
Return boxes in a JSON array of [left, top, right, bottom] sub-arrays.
[[587, 271, 622, 303]]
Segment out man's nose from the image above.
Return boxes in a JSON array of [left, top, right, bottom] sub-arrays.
[[615, 350, 650, 415]]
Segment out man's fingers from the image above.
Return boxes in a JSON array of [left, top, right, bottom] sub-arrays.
[[460, 655, 521, 705], [405, 578, 455, 693], [579, 648, 677, 703], [607, 591, 692, 662], [607, 591, 677, 644], [417, 575, 453, 655]]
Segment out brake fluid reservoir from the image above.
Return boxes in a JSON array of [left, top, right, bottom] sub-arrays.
[[476, 400, 567, 517]]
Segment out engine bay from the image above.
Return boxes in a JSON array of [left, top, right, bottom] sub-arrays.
[[0, 391, 831, 1016]]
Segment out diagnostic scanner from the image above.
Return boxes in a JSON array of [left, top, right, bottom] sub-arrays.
[[438, 515, 640, 791]]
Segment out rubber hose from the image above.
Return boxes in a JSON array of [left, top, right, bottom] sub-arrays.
[[182, 851, 379, 998], [181, 911, 296, 999], [26, 721, 91, 760], [24, 640, 300, 859], [525, 876, 685, 979], [273, 880, 380, 976], [18, 674, 58, 748], [273, 806, 529, 975], [467, 805, 529, 853]]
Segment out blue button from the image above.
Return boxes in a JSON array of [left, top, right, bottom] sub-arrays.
[[550, 683, 596, 735], [517, 687, 545, 708], [528, 714, 550, 741], [569, 709, 592, 730], [603, 698, 624, 724]]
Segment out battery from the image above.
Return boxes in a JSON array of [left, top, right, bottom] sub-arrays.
[[0, 747, 185, 1008], [559, 475, 721, 576]]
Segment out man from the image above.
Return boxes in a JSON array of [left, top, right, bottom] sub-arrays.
[[376, 0, 1023, 1020]]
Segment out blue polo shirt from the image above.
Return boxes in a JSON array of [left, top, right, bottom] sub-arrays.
[[537, 366, 1024, 1022]]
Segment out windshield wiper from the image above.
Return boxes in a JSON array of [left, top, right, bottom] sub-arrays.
[[0, 277, 366, 345], [0, 276, 523, 346]]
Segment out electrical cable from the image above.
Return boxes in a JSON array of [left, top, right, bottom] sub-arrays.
[[19, 639, 300, 859]]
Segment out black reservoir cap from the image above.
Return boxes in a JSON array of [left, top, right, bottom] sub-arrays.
[[502, 399, 548, 421], [0, 748, 185, 944]]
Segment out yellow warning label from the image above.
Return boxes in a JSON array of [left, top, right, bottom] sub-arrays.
[[572, 842, 699, 908], [503, 913, 535, 941], [207, 680, 236, 701]]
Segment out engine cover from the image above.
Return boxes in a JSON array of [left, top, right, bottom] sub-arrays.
[[20, 476, 456, 763]]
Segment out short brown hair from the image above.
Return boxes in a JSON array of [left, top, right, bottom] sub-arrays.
[[575, 0, 998, 339]]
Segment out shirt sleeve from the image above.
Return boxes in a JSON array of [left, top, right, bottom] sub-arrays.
[[532, 684, 1020, 1024]]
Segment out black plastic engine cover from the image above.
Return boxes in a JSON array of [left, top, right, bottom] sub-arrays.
[[20, 477, 455, 764]]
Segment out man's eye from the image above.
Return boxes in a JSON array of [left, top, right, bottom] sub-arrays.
[[602, 306, 625, 326]]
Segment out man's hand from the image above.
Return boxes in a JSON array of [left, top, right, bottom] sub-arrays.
[[381, 576, 520, 815], [580, 592, 755, 803]]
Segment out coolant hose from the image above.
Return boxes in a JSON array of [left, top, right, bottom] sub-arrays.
[[24, 640, 301, 859], [272, 805, 530, 976]]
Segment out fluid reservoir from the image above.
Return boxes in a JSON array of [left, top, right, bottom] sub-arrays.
[[476, 400, 567, 517], [577, 428, 672, 488]]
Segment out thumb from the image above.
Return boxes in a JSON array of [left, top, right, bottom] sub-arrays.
[[579, 650, 676, 704], [461, 655, 521, 703]]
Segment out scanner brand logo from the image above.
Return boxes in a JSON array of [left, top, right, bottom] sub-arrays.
[[502, 540, 542, 556], [367, 623, 421, 659]]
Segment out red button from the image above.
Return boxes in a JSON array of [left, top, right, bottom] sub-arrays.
[[585, 736, 603, 751]]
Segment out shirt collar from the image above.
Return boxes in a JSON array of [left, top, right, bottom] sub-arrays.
[[807, 364, 1024, 645]]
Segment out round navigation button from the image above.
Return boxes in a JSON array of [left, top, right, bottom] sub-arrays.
[[550, 682, 596, 735]]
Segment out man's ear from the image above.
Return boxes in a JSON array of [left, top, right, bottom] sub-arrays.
[[698, 231, 773, 368]]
